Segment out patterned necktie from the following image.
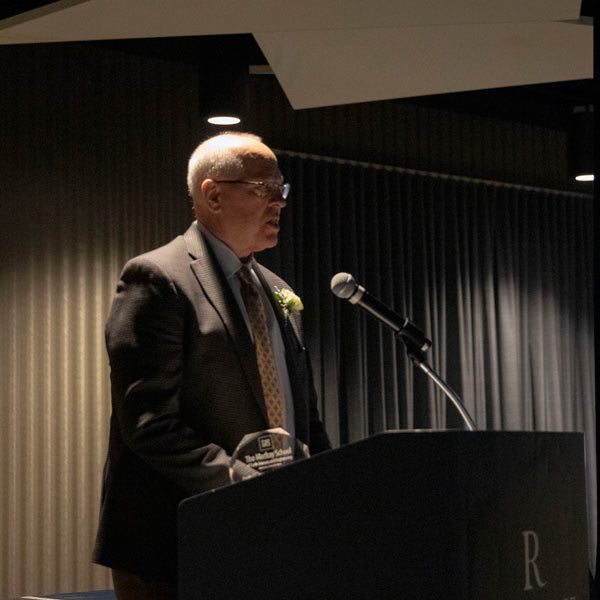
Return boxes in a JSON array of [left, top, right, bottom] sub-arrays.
[[237, 265, 284, 428]]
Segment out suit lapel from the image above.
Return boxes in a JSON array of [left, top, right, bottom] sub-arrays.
[[183, 224, 267, 420], [255, 267, 304, 351]]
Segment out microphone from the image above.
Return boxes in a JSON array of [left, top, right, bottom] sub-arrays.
[[330, 272, 432, 352]]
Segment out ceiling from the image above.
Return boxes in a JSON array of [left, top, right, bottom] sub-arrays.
[[51, 34, 588, 135], [0, 0, 593, 111]]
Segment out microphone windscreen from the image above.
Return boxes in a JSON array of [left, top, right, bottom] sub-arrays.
[[330, 272, 357, 300]]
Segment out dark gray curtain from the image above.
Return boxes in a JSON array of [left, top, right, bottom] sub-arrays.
[[262, 151, 596, 563]]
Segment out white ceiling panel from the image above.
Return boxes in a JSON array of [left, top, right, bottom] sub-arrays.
[[0, 0, 589, 110], [255, 21, 592, 109], [0, 0, 582, 45]]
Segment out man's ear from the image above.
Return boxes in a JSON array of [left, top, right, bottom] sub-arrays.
[[201, 179, 221, 213]]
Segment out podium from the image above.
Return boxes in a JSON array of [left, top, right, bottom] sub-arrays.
[[178, 431, 588, 599]]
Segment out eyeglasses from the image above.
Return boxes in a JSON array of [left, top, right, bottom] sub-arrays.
[[214, 180, 291, 200]]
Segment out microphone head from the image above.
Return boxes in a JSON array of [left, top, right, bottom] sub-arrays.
[[330, 272, 357, 300]]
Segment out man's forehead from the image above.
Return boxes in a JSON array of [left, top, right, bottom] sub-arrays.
[[240, 151, 282, 180]]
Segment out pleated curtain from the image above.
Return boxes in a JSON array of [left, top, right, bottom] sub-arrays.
[[263, 151, 596, 564]]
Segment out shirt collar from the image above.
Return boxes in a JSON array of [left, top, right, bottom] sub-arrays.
[[197, 221, 255, 278]]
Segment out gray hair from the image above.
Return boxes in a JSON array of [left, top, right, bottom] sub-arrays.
[[187, 132, 263, 197]]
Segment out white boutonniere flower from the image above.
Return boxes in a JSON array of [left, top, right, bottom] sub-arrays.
[[274, 287, 304, 316]]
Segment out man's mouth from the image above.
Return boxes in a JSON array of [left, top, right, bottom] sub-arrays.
[[266, 218, 279, 228]]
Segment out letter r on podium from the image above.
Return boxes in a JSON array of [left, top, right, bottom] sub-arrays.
[[522, 530, 547, 591]]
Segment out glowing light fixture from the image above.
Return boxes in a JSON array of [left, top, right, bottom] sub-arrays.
[[207, 116, 241, 126], [567, 105, 593, 183], [200, 64, 248, 127]]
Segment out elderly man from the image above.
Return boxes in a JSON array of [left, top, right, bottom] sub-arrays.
[[93, 133, 331, 599]]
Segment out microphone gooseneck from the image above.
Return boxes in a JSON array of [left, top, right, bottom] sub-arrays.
[[330, 271, 476, 431]]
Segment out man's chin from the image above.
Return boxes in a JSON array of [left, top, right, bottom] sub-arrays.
[[255, 235, 279, 253]]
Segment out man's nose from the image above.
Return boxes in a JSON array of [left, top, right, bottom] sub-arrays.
[[269, 194, 287, 207]]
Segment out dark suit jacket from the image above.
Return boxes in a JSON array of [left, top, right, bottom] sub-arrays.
[[93, 222, 331, 583]]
